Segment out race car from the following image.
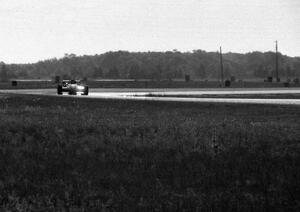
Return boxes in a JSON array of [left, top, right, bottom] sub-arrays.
[[57, 80, 89, 95]]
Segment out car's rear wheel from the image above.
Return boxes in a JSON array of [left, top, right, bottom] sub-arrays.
[[82, 86, 89, 95]]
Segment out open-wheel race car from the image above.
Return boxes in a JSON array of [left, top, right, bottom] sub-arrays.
[[57, 80, 89, 95]]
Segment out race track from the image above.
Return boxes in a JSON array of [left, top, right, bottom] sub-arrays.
[[1, 88, 300, 105]]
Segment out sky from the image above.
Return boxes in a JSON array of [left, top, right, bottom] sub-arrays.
[[0, 0, 299, 64]]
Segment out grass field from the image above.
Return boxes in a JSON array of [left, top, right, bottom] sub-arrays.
[[0, 94, 299, 211]]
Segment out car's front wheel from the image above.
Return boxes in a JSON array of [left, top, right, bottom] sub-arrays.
[[57, 85, 63, 95]]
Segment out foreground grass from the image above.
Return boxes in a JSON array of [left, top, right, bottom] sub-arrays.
[[0, 94, 299, 211]]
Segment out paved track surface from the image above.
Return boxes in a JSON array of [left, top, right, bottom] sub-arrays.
[[1, 88, 300, 105]]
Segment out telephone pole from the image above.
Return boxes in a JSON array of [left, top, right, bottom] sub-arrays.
[[275, 40, 279, 82], [219, 46, 224, 87]]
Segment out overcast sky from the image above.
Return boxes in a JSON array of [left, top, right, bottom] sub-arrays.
[[0, 0, 299, 63]]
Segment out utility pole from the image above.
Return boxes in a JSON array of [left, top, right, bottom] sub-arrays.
[[275, 40, 279, 82], [219, 46, 224, 87]]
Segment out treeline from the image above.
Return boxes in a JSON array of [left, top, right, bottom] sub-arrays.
[[1, 50, 300, 81]]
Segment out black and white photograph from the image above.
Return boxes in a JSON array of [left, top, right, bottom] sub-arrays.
[[0, 0, 299, 211]]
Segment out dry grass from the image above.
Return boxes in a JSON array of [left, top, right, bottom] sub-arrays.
[[0, 94, 299, 211]]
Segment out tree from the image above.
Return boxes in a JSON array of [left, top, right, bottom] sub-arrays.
[[151, 64, 162, 81], [128, 63, 141, 79], [164, 64, 174, 80], [224, 63, 232, 78], [2, 50, 300, 80], [0, 63, 8, 82], [105, 67, 120, 79], [286, 65, 295, 78], [93, 66, 103, 78], [195, 63, 206, 78], [254, 65, 268, 78]]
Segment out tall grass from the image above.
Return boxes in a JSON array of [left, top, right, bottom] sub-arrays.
[[0, 94, 299, 211]]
